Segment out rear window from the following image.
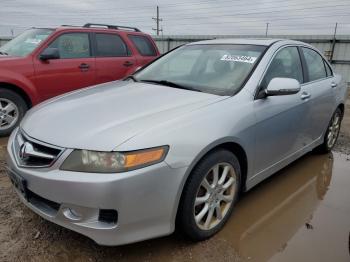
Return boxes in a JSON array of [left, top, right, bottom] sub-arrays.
[[128, 35, 157, 56], [95, 33, 129, 57]]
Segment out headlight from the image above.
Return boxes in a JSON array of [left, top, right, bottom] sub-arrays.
[[60, 146, 169, 173]]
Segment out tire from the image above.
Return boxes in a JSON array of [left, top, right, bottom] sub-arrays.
[[315, 108, 342, 154], [0, 88, 28, 136], [177, 149, 241, 241]]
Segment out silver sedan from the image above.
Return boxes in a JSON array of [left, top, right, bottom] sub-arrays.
[[6, 39, 348, 246]]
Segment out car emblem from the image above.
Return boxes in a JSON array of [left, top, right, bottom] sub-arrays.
[[19, 141, 34, 160]]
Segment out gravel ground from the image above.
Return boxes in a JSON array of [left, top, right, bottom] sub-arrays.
[[0, 98, 349, 262], [335, 97, 350, 154]]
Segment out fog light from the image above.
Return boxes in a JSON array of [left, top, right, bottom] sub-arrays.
[[62, 207, 83, 221]]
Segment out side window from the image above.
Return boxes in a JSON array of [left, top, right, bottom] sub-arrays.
[[324, 61, 333, 77], [95, 33, 129, 57], [302, 48, 327, 81], [48, 33, 90, 59], [261, 46, 303, 88], [128, 35, 157, 56]]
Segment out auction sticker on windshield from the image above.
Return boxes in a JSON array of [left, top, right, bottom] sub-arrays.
[[220, 54, 257, 63]]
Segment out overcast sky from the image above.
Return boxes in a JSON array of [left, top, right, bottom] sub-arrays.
[[1, 0, 350, 37]]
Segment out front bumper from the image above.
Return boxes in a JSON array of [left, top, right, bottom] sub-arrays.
[[6, 130, 187, 246]]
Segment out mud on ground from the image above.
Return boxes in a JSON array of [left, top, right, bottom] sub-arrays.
[[0, 99, 349, 262]]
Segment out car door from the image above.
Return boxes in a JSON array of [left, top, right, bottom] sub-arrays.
[[93, 33, 136, 84], [127, 34, 159, 67], [299, 47, 336, 142], [33, 32, 96, 100], [253, 46, 310, 175]]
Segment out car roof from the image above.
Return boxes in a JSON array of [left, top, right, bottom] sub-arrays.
[[187, 38, 293, 46]]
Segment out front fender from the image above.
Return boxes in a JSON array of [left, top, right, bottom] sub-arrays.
[[168, 136, 249, 229], [0, 68, 39, 104]]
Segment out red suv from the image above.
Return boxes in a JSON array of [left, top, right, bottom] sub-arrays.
[[0, 23, 160, 135]]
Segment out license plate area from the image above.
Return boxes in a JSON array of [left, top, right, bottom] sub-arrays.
[[7, 168, 28, 200]]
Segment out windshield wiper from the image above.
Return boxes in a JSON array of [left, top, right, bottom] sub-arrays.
[[0, 51, 8, 55], [124, 75, 139, 82], [140, 80, 202, 92]]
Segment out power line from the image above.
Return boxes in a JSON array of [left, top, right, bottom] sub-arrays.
[[158, 3, 350, 21], [35, 0, 347, 15], [162, 13, 350, 27], [1, 0, 350, 35], [5, 7, 348, 28], [64, 5, 349, 24], [29, 2, 350, 20], [3, 0, 347, 18], [1, 1, 348, 23], [2, 11, 348, 30], [1, 18, 348, 36]]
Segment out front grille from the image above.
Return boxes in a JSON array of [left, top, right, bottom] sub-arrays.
[[13, 130, 63, 168]]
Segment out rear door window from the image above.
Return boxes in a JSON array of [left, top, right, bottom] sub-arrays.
[[95, 33, 129, 57], [128, 35, 157, 56], [302, 48, 327, 82]]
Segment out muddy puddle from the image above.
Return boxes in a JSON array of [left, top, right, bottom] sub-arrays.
[[217, 152, 350, 262], [1, 144, 349, 261]]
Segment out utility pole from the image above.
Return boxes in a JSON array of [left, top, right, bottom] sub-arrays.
[[330, 22, 338, 63], [333, 22, 338, 39], [152, 6, 163, 36], [265, 23, 269, 37]]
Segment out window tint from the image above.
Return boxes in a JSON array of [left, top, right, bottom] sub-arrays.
[[324, 61, 333, 77], [128, 35, 157, 56], [95, 34, 129, 57], [302, 48, 327, 81], [261, 46, 303, 88], [49, 33, 90, 59]]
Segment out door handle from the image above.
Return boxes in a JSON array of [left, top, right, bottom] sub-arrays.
[[301, 92, 311, 100], [123, 61, 134, 67], [331, 82, 337, 88], [79, 63, 90, 70]]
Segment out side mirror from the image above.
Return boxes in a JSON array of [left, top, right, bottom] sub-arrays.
[[40, 48, 60, 60], [265, 77, 301, 96]]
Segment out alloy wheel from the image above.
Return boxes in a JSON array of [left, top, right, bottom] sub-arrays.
[[0, 98, 19, 130], [193, 162, 238, 230], [327, 112, 341, 149]]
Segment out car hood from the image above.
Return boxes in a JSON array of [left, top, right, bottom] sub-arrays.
[[21, 81, 226, 151], [0, 55, 20, 61]]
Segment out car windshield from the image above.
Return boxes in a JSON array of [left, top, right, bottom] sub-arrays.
[[0, 28, 53, 57], [134, 44, 266, 96]]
